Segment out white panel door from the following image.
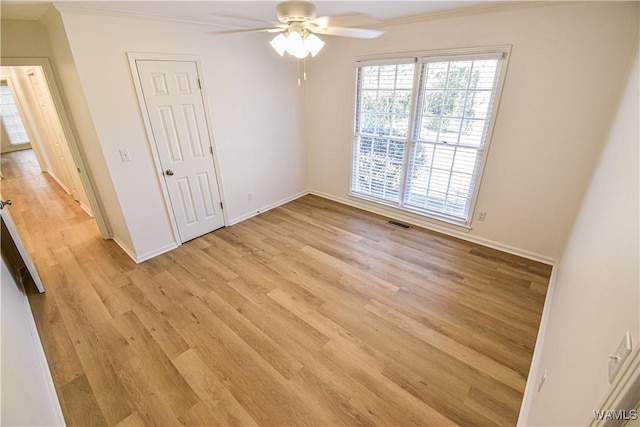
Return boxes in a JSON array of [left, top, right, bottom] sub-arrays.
[[0, 198, 44, 293], [136, 60, 224, 242]]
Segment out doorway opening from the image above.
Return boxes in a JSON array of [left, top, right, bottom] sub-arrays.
[[0, 58, 110, 291], [1, 65, 91, 214], [0, 57, 109, 238]]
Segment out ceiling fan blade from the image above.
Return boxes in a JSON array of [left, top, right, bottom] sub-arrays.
[[311, 13, 380, 29], [310, 26, 385, 39], [210, 27, 285, 36]]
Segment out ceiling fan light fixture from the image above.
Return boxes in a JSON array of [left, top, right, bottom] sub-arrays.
[[270, 31, 324, 59], [285, 30, 309, 59], [269, 33, 288, 56], [305, 33, 324, 57]]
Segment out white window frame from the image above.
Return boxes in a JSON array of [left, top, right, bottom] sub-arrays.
[[350, 46, 511, 228], [0, 78, 31, 146]]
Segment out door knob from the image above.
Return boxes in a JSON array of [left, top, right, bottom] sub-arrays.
[[0, 199, 12, 210], [165, 169, 174, 176]]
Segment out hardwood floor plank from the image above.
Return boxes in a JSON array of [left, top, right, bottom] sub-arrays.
[[59, 374, 108, 427], [173, 349, 259, 426], [114, 411, 146, 427], [364, 299, 525, 391], [201, 289, 305, 380], [113, 310, 198, 417], [5, 150, 551, 426]]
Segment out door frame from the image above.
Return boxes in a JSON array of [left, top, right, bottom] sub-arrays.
[[1, 57, 110, 238], [127, 52, 228, 245]]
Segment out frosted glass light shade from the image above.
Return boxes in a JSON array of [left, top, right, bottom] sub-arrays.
[[305, 33, 325, 57], [269, 34, 287, 56], [269, 31, 325, 59], [286, 31, 309, 59]]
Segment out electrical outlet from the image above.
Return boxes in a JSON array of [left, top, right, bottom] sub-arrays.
[[478, 211, 486, 221], [247, 192, 253, 201], [608, 331, 632, 383]]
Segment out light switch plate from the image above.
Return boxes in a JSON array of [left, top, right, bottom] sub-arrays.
[[119, 149, 132, 162], [608, 331, 632, 384]]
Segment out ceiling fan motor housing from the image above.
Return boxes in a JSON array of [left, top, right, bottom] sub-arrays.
[[276, 1, 317, 24]]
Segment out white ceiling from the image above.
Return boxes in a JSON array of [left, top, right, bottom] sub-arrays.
[[1, 1, 507, 27]]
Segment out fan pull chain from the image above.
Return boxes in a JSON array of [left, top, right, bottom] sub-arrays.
[[297, 59, 301, 87], [303, 58, 307, 81]]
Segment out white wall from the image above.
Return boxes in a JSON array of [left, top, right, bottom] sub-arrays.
[[0, 257, 65, 426], [524, 46, 639, 425], [54, 6, 306, 261], [306, 2, 639, 261], [39, 10, 134, 251], [1, 17, 121, 241]]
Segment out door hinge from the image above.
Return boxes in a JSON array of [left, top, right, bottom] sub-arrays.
[[220, 202, 224, 210], [197, 79, 201, 89], [209, 146, 213, 155]]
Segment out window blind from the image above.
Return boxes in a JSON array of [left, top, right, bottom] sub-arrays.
[[0, 82, 30, 145], [351, 48, 507, 226], [352, 62, 416, 203]]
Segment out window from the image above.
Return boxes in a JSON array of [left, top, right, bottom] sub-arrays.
[[0, 81, 30, 145], [351, 48, 508, 226]]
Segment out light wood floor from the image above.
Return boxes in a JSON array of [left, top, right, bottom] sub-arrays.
[[3, 149, 551, 426]]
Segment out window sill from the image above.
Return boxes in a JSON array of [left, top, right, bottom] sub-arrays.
[[348, 192, 472, 232]]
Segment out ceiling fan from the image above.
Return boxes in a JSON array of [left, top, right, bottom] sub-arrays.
[[212, 1, 385, 59]]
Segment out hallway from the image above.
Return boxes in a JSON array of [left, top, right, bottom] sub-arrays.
[[1, 149, 101, 262]]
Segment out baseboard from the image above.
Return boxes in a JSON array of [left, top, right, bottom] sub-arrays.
[[111, 235, 178, 264], [516, 264, 559, 426], [111, 235, 139, 264], [0, 144, 32, 154], [309, 190, 557, 265], [135, 242, 179, 264], [228, 190, 309, 226], [45, 171, 72, 196], [79, 201, 94, 218]]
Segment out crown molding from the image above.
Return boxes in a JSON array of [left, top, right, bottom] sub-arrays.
[[52, 1, 557, 32], [374, 1, 557, 28], [52, 3, 236, 29]]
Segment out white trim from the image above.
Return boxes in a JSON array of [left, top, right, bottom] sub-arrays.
[[418, 52, 505, 63], [135, 242, 180, 264], [354, 44, 512, 65], [111, 235, 138, 264], [379, 1, 558, 28], [354, 57, 416, 67], [79, 201, 94, 218], [47, 169, 72, 196], [228, 191, 309, 226], [0, 143, 32, 153], [54, 3, 230, 29], [517, 264, 559, 426], [309, 189, 557, 265]]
